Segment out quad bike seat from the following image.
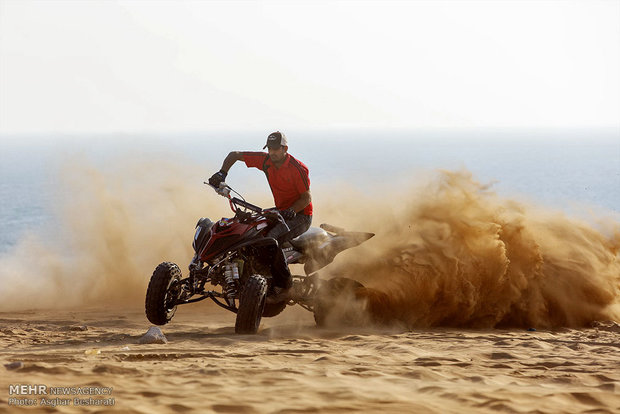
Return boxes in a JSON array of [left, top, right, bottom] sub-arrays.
[[288, 227, 329, 251]]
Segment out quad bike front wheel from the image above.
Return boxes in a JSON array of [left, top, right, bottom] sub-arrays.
[[313, 277, 365, 327], [145, 262, 182, 325], [235, 274, 268, 334]]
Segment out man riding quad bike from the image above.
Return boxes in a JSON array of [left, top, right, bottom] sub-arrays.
[[145, 132, 374, 333], [145, 180, 374, 333], [207, 131, 313, 301]]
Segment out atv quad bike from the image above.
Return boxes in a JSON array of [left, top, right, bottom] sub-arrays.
[[145, 181, 374, 334]]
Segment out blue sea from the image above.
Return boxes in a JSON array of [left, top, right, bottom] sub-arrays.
[[0, 128, 618, 254]]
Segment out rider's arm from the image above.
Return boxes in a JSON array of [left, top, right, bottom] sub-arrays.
[[289, 190, 312, 213], [219, 151, 244, 174]]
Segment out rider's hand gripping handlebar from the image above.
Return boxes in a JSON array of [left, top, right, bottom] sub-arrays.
[[204, 181, 232, 198]]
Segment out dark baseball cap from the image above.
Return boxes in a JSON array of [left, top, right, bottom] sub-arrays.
[[263, 131, 288, 149]]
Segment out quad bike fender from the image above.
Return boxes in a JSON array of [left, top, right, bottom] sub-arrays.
[[305, 231, 375, 275]]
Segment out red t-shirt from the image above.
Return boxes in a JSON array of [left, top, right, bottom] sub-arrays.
[[242, 152, 313, 216]]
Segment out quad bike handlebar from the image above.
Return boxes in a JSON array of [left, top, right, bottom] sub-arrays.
[[204, 181, 232, 198], [204, 181, 289, 230]]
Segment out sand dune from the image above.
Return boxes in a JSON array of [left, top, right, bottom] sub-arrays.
[[1, 306, 619, 413], [1, 168, 618, 412]]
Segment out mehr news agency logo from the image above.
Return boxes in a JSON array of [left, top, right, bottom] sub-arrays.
[[8, 384, 115, 407]]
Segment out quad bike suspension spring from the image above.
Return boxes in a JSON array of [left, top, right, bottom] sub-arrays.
[[223, 262, 240, 304]]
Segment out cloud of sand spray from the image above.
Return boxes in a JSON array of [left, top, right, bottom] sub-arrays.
[[0, 154, 236, 311], [1, 159, 618, 331], [324, 171, 620, 329]]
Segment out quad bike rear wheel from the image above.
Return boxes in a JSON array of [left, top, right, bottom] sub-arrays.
[[235, 274, 268, 334], [145, 262, 182, 325], [313, 277, 365, 327]]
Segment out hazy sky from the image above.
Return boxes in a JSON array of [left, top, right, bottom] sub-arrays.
[[1, 0, 619, 135]]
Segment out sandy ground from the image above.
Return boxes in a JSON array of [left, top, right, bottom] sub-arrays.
[[0, 305, 619, 414]]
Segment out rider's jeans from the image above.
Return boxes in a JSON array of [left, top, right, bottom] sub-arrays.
[[266, 214, 312, 290], [267, 214, 312, 244]]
